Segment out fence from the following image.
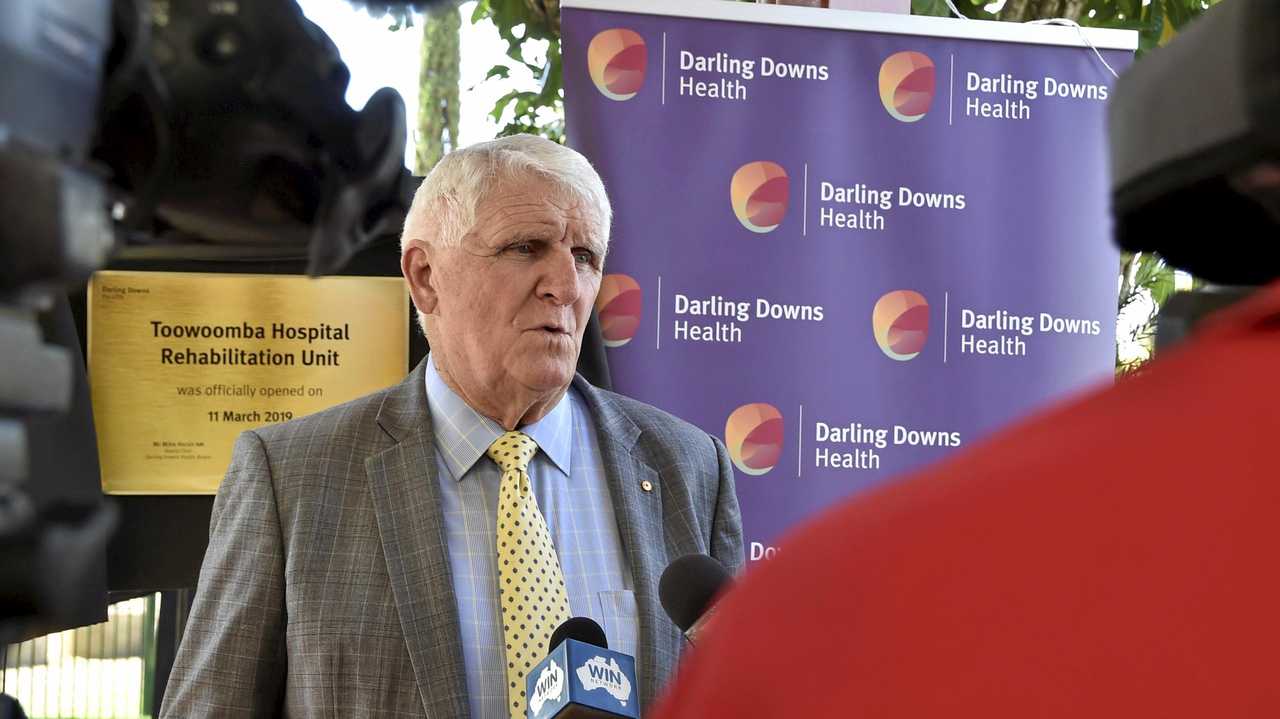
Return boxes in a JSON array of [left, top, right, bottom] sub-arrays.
[[1, 594, 159, 719]]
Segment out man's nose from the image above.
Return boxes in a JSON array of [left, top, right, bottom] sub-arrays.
[[538, 249, 581, 306]]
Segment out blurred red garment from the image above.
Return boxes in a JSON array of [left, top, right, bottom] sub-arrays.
[[652, 282, 1280, 718]]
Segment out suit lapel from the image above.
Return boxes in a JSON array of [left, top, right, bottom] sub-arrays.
[[366, 361, 469, 718], [573, 378, 676, 711]]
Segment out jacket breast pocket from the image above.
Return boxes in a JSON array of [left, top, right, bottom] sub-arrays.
[[595, 589, 639, 660]]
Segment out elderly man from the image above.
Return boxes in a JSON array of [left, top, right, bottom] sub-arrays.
[[161, 135, 743, 718]]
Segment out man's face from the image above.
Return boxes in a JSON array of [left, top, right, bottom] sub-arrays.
[[423, 174, 606, 407]]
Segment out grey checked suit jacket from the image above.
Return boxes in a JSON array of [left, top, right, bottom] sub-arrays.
[[161, 360, 744, 718]]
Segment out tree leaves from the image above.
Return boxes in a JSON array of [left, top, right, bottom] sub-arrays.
[[907, 0, 1219, 50], [911, 0, 958, 18], [472, 0, 565, 141], [1116, 251, 1176, 374], [1164, 0, 1195, 30]]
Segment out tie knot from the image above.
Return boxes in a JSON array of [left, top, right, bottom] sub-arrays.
[[487, 431, 539, 473]]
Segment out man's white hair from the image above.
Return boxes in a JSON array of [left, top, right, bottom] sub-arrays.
[[400, 134, 612, 253]]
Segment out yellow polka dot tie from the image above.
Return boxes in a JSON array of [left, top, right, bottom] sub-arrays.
[[488, 431, 572, 719]]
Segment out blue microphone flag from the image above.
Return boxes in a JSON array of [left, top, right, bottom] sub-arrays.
[[527, 638, 639, 719]]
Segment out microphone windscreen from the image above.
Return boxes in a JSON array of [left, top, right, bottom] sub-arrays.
[[548, 616, 608, 653], [659, 554, 732, 632]]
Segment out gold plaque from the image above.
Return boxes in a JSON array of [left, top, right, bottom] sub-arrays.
[[88, 271, 409, 494]]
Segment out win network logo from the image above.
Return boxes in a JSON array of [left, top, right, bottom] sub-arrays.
[[873, 290, 929, 361], [730, 161, 789, 233], [595, 274, 642, 348], [577, 656, 632, 705], [878, 51, 936, 123], [588, 29, 648, 101], [528, 660, 565, 715], [725, 403, 784, 476]]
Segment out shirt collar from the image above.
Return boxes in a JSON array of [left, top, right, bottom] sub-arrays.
[[424, 354, 573, 481]]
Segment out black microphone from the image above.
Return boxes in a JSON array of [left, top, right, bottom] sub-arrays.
[[658, 554, 733, 646], [527, 617, 638, 719], [549, 616, 608, 653]]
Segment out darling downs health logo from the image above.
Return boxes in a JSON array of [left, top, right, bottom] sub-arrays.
[[730, 161, 790, 233], [725, 403, 785, 476], [588, 29, 648, 101], [873, 290, 930, 361], [878, 51, 936, 123], [595, 274, 642, 348]]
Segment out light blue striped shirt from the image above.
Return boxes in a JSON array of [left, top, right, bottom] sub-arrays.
[[425, 356, 638, 719]]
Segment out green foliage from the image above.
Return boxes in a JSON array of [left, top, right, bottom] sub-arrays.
[[1116, 251, 1175, 374], [472, 0, 565, 142], [912, 0, 963, 17], [910, 0, 1219, 54], [469, 0, 757, 141]]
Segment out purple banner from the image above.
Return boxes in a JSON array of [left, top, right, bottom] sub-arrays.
[[563, 2, 1134, 561]]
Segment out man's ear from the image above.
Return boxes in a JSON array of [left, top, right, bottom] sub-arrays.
[[402, 240, 439, 316]]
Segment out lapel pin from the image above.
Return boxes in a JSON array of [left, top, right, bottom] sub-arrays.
[[641, 480, 653, 493]]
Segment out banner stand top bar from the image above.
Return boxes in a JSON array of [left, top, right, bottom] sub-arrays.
[[561, 0, 1139, 52]]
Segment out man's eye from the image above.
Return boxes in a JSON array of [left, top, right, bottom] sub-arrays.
[[573, 250, 595, 265], [510, 243, 535, 255]]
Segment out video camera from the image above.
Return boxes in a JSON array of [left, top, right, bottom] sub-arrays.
[[0, 0, 445, 642], [1109, 0, 1280, 346]]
